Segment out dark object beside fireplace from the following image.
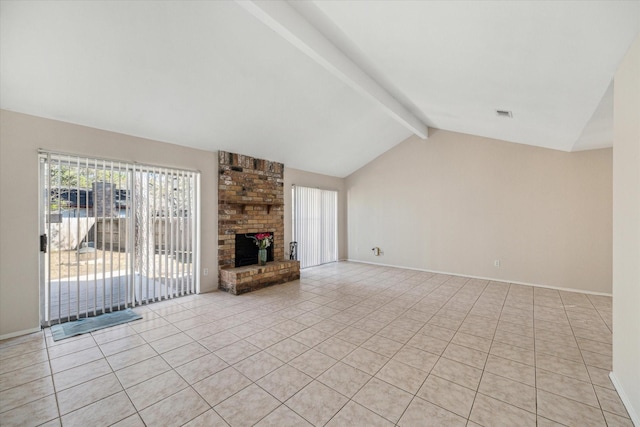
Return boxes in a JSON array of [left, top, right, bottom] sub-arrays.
[[235, 233, 274, 267]]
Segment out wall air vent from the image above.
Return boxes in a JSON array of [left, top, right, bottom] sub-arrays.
[[496, 110, 513, 118]]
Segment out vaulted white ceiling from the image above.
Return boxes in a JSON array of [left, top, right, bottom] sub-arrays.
[[1, 1, 639, 177]]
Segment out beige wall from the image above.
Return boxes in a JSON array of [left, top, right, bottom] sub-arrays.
[[284, 168, 347, 261], [0, 110, 219, 338], [612, 33, 640, 424], [346, 129, 613, 294], [0, 108, 619, 338]]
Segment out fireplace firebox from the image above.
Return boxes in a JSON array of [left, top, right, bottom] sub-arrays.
[[235, 233, 274, 267]]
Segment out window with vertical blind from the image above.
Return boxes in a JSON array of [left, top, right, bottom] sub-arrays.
[[39, 151, 200, 326], [292, 185, 338, 268]]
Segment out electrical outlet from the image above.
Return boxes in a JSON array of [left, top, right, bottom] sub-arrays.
[[494, 260, 500, 267], [203, 268, 209, 276]]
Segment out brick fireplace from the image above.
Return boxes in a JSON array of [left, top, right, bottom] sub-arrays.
[[218, 151, 299, 294]]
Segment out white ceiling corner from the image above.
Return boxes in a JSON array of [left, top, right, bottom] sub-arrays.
[[571, 81, 614, 152], [1, 0, 639, 177], [235, 0, 428, 139], [310, 0, 639, 152]]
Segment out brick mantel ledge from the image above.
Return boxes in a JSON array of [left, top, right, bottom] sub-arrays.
[[219, 260, 300, 295]]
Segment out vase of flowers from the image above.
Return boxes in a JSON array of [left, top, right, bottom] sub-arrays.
[[248, 233, 272, 266], [258, 248, 267, 266]]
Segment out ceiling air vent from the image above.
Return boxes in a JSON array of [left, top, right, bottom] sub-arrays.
[[496, 110, 513, 118]]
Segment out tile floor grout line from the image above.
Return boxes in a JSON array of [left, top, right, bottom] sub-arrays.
[[561, 294, 616, 425], [84, 324, 141, 426], [394, 275, 485, 425], [43, 328, 63, 425], [0, 262, 626, 426], [465, 279, 512, 424]]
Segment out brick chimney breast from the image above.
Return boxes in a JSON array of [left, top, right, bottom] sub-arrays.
[[217, 151, 299, 294]]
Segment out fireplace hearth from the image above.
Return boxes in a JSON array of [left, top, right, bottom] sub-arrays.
[[218, 151, 299, 294], [235, 233, 274, 267]]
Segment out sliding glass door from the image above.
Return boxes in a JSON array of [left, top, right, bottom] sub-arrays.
[[292, 185, 338, 268], [39, 152, 199, 326]]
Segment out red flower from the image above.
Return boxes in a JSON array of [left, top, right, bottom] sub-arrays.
[[250, 233, 272, 249]]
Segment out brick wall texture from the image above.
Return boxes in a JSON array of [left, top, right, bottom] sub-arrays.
[[218, 151, 285, 274]]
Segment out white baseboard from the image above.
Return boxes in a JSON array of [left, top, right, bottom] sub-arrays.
[[609, 372, 640, 426], [344, 259, 612, 297], [0, 327, 42, 341]]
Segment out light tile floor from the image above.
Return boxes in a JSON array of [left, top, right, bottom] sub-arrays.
[[0, 262, 633, 426]]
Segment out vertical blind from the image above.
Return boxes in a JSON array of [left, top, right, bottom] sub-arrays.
[[292, 185, 338, 268], [40, 152, 199, 326]]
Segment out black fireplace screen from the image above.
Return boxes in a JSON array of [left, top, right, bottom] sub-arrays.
[[235, 233, 274, 267]]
